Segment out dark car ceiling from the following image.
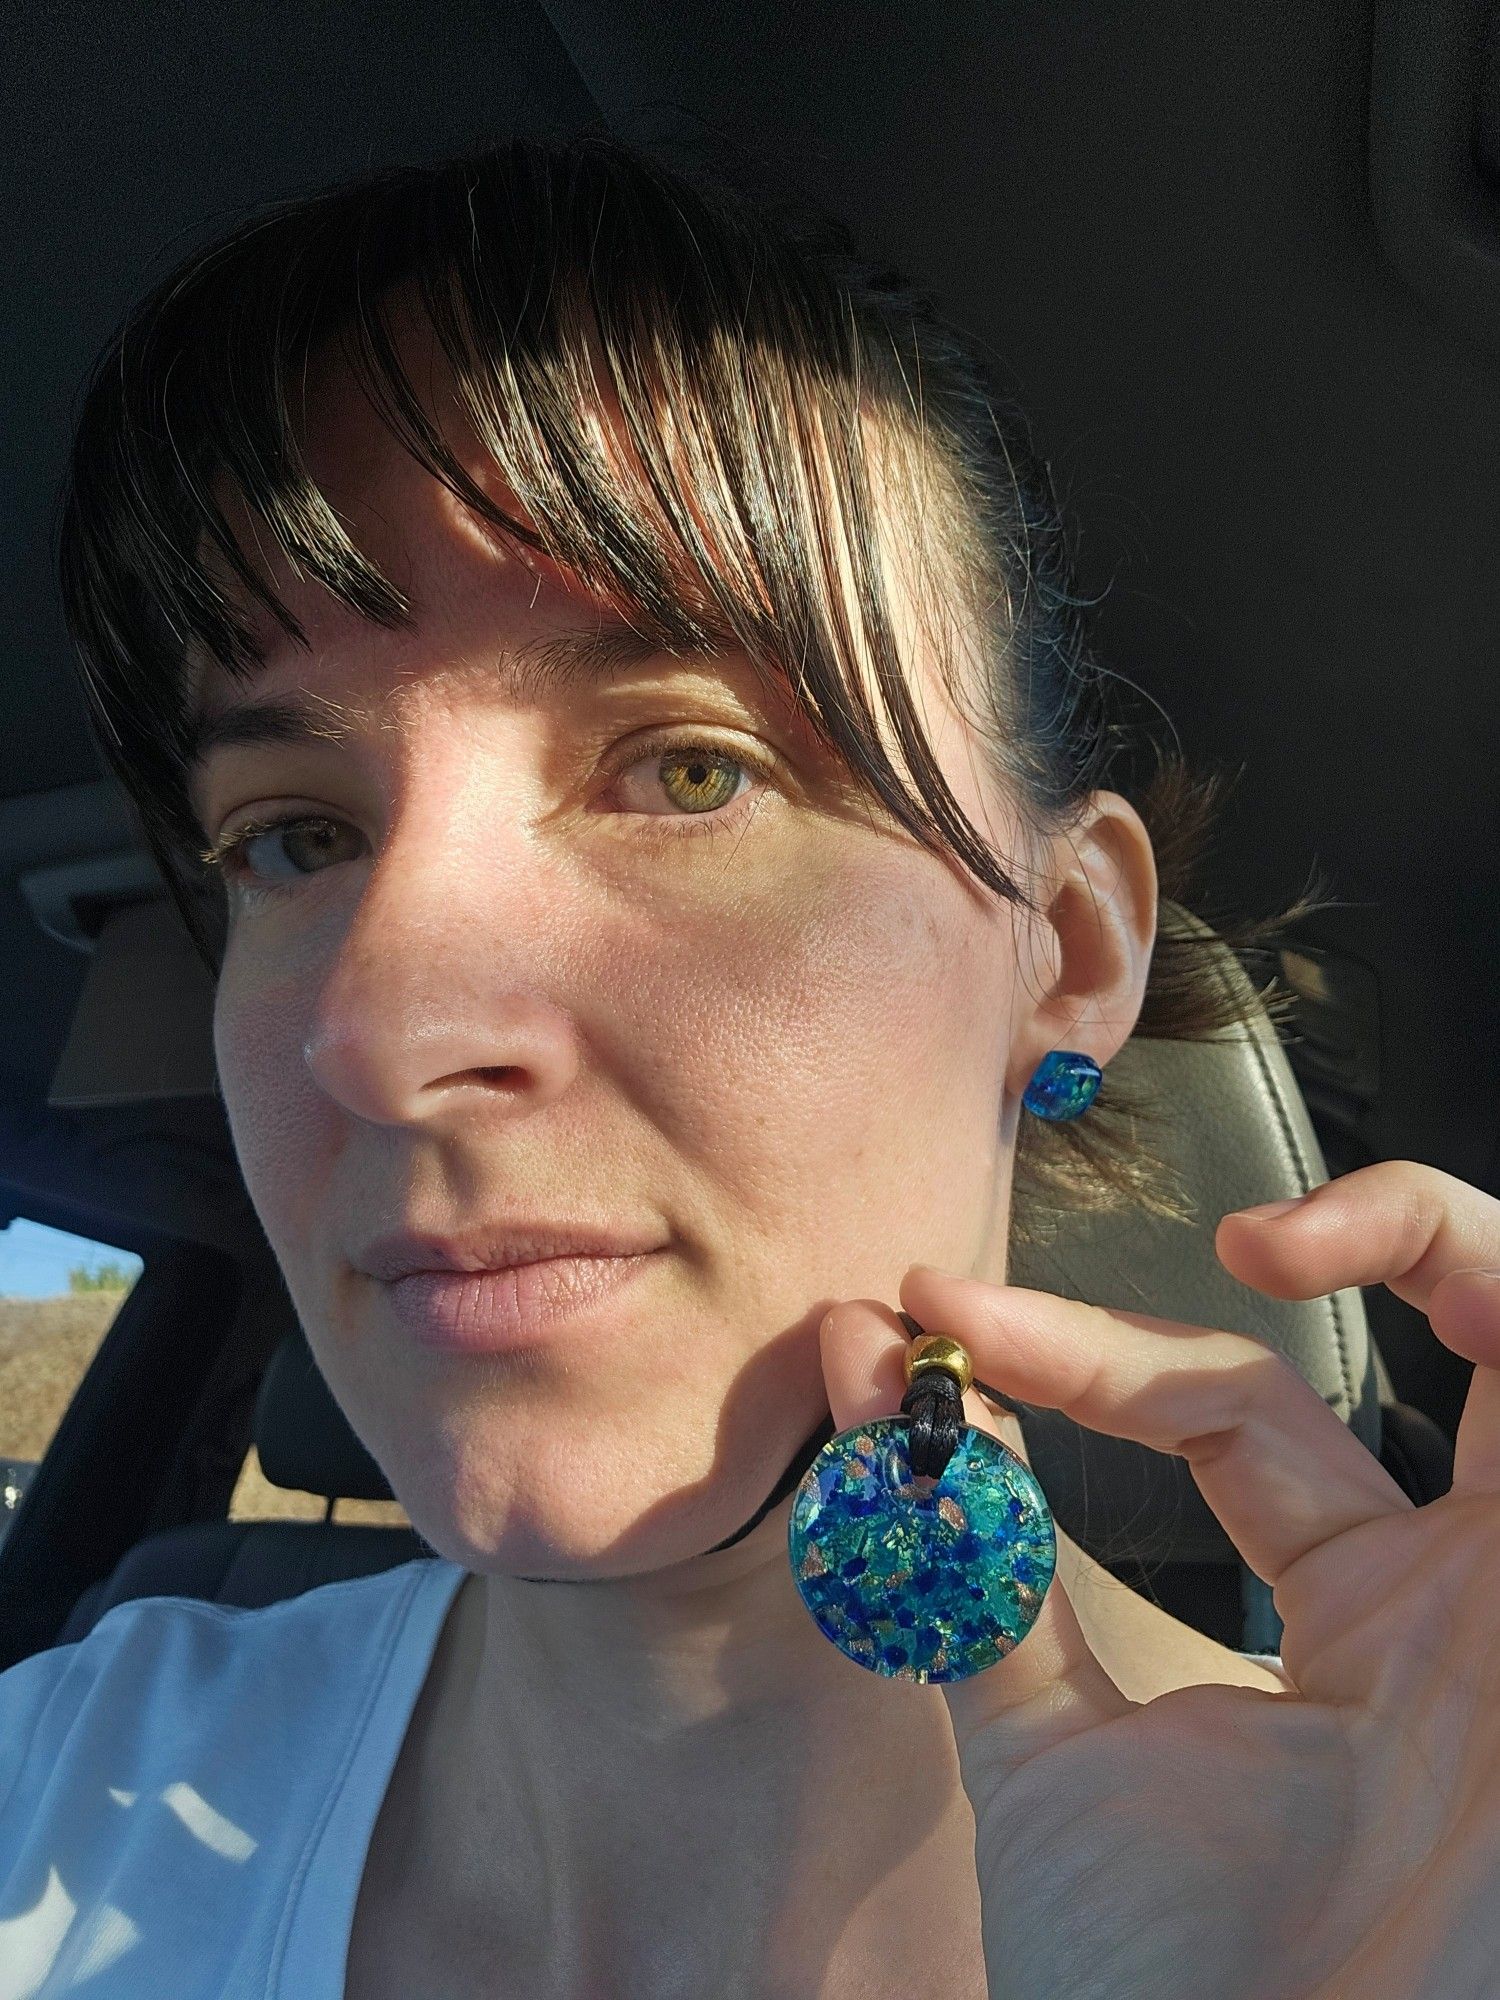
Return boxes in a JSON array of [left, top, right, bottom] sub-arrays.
[[2, 2, 1492, 1435]]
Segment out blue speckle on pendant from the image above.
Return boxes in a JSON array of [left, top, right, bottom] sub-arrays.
[[788, 1418, 1056, 1683]]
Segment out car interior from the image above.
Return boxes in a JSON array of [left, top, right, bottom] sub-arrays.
[[0, 1, 1484, 1676]]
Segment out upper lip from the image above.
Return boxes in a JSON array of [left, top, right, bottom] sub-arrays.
[[356, 1224, 666, 1283]]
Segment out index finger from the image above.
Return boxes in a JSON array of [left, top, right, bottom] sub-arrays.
[[1215, 1159, 1500, 1323], [1216, 1160, 1500, 1493], [894, 1264, 1413, 1598]]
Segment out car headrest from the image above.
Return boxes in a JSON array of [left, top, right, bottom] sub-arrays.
[[254, 898, 1382, 1579]]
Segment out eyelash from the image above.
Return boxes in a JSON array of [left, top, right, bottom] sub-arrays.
[[196, 732, 776, 899]]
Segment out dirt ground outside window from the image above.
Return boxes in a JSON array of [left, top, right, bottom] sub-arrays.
[[0, 1289, 409, 1531]]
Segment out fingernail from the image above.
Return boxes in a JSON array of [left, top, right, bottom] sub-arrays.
[[1236, 1196, 1304, 1221]]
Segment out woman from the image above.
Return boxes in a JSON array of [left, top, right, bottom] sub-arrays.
[[29, 131, 1500, 1996]]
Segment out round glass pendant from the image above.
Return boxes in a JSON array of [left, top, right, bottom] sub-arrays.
[[788, 1415, 1055, 1683]]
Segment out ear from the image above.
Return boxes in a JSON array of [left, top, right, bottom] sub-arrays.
[[1005, 789, 1159, 1104]]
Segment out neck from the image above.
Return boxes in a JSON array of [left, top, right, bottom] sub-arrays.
[[399, 1487, 982, 1994], [390, 1414, 1274, 1997]]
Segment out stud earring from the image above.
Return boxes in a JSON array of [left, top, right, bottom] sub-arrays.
[[1022, 1048, 1102, 1121]]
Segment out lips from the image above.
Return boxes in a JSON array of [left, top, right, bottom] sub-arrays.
[[382, 1250, 660, 1351], [357, 1223, 666, 1284]]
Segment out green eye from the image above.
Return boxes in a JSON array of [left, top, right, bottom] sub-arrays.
[[649, 747, 747, 815], [611, 731, 772, 843]]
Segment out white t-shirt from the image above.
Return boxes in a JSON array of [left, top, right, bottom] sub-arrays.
[[0, 1555, 467, 2000], [0, 1555, 1289, 1998]]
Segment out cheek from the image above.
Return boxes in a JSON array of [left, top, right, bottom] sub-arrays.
[[608, 848, 1012, 1246], [211, 977, 333, 1250]]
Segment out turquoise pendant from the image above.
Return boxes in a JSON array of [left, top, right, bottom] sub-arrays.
[[788, 1416, 1055, 1682]]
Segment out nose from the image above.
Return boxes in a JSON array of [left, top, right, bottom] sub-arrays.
[[298, 832, 586, 1130]]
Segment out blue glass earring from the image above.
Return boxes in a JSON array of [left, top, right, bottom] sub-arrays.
[[1022, 1048, 1102, 1121], [788, 1331, 1056, 1682]]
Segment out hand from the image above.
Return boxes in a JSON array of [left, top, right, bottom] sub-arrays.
[[819, 1161, 1500, 2000]]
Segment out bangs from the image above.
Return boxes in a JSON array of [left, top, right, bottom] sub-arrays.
[[59, 132, 1029, 956]]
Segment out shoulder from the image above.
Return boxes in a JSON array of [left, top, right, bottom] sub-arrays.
[[0, 1557, 452, 1820]]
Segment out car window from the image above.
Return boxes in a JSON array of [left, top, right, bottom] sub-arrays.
[[0, 1216, 144, 1547]]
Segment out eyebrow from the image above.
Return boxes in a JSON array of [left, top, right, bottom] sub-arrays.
[[183, 621, 701, 783]]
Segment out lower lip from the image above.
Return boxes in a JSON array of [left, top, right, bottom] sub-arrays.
[[382, 1253, 660, 1352]]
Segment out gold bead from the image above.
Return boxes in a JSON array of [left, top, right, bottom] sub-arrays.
[[903, 1333, 973, 1395]]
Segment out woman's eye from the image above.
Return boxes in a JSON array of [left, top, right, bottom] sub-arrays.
[[613, 738, 762, 823], [199, 735, 772, 897], [199, 815, 364, 892]]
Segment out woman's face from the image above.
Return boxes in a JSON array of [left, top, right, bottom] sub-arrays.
[[186, 320, 1153, 1582]]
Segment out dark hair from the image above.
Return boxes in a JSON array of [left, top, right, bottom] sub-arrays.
[[54, 127, 1332, 1245]]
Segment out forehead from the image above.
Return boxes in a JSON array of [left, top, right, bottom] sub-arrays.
[[186, 275, 752, 718], [184, 311, 587, 713], [182, 277, 985, 798]]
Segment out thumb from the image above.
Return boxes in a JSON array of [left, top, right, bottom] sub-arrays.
[[817, 1296, 1135, 1771]]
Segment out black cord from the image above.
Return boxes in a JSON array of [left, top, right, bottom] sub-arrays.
[[897, 1310, 1030, 1435], [708, 1314, 1030, 1547], [900, 1367, 964, 1478], [704, 1410, 838, 1551]]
